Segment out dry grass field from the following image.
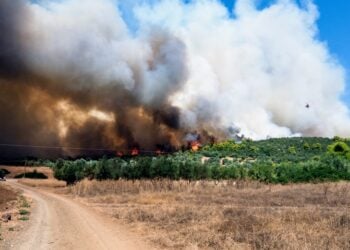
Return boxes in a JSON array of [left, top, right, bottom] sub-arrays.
[[70, 180, 350, 249], [17, 179, 66, 188]]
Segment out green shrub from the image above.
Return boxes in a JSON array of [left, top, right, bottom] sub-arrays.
[[0, 169, 5, 179], [0, 168, 10, 175], [328, 141, 350, 156], [19, 209, 30, 216], [248, 161, 276, 183], [14, 170, 48, 179]]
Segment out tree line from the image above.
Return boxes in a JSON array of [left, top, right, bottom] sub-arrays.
[[22, 137, 349, 184]]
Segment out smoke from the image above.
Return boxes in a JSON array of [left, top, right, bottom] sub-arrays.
[[0, 0, 349, 157], [0, 0, 29, 77]]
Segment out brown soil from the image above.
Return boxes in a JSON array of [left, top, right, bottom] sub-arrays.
[[0, 184, 17, 210], [0, 183, 28, 248]]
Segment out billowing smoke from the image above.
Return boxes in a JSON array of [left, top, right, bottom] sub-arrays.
[[0, 0, 349, 158]]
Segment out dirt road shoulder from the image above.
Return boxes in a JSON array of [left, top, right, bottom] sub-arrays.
[[4, 180, 153, 250]]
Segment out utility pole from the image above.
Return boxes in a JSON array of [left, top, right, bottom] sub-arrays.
[[24, 160, 27, 178]]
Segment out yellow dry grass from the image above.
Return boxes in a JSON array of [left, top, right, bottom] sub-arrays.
[[70, 180, 350, 250], [18, 179, 66, 188]]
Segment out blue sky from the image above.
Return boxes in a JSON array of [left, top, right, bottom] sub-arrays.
[[314, 0, 350, 101]]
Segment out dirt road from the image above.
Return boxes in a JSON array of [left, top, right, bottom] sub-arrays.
[[4, 180, 151, 250]]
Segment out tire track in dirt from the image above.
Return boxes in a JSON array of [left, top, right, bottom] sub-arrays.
[[6, 180, 152, 250]]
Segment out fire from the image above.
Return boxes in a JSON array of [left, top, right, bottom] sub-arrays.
[[191, 141, 201, 152], [156, 149, 163, 155], [131, 148, 140, 156], [89, 109, 115, 122], [116, 151, 124, 157]]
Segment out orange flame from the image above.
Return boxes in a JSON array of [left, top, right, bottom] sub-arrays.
[[131, 148, 140, 156], [191, 141, 201, 152]]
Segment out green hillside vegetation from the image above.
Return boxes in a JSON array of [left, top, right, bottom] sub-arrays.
[[37, 137, 350, 184]]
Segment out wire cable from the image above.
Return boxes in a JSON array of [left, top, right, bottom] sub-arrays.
[[0, 143, 170, 154]]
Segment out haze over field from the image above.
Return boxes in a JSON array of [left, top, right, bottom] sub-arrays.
[[0, 0, 349, 157]]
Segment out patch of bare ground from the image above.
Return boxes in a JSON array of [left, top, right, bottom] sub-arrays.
[[0, 184, 33, 247], [70, 180, 350, 249], [0, 184, 17, 210]]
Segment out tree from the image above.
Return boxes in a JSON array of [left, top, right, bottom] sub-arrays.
[[328, 141, 350, 156]]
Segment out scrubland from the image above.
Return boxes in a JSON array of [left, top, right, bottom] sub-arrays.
[[17, 179, 66, 188], [70, 179, 350, 249]]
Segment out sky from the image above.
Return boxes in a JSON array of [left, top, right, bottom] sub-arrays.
[[222, 0, 350, 103], [119, 0, 350, 105], [28, 0, 350, 105], [314, 0, 350, 100]]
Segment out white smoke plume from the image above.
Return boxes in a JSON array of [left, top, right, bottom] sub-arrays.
[[1, 0, 349, 157], [135, 0, 349, 139]]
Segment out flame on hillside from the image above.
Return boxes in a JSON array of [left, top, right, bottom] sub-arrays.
[[131, 148, 140, 156], [191, 141, 201, 152]]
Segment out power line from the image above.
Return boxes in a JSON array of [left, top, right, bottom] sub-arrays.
[[0, 143, 114, 151], [0, 143, 169, 154]]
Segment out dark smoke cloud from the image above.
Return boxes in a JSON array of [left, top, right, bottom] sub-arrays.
[[0, 0, 187, 159], [0, 0, 29, 78], [1, 0, 349, 159], [0, 82, 62, 159]]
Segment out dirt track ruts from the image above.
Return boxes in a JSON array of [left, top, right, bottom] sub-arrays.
[[5, 180, 152, 250]]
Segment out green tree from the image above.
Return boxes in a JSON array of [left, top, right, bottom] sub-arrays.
[[328, 141, 350, 156]]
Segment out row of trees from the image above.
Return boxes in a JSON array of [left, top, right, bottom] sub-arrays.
[[51, 153, 350, 185], [27, 137, 346, 184]]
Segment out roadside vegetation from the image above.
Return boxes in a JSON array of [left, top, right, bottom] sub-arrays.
[[33, 137, 350, 184], [0, 187, 31, 244]]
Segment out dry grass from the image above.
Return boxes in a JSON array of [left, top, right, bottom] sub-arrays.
[[18, 179, 66, 188], [0, 166, 54, 179], [70, 180, 350, 249]]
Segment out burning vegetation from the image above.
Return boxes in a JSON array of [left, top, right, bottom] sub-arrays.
[[1, 0, 350, 160]]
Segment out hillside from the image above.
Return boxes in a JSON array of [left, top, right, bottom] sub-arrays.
[[199, 137, 334, 161]]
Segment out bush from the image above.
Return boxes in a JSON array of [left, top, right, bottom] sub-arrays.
[[0, 169, 5, 179], [19, 209, 30, 216], [328, 141, 350, 156], [249, 161, 276, 183], [14, 170, 48, 179], [0, 169, 10, 175]]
